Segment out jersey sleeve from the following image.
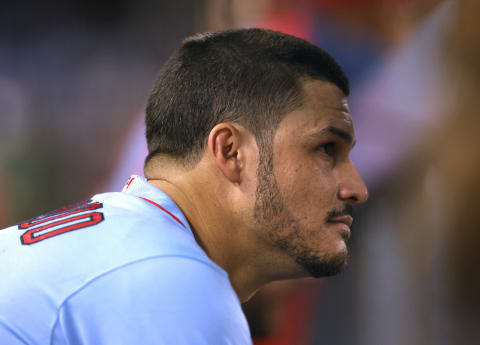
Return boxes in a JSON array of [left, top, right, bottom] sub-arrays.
[[50, 256, 252, 345]]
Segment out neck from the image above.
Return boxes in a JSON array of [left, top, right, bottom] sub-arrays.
[[147, 176, 269, 302]]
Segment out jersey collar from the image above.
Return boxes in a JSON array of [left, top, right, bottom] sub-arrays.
[[121, 175, 192, 234]]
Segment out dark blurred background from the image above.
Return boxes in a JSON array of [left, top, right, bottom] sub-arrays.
[[2, 1, 479, 344], [0, 0, 200, 223]]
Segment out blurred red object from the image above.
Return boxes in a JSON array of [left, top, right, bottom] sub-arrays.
[[252, 281, 321, 345]]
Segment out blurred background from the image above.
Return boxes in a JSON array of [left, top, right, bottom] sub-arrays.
[[1, 0, 479, 344]]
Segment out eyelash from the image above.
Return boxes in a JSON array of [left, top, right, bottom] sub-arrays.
[[316, 142, 337, 156]]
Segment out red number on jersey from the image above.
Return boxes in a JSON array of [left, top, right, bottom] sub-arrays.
[[18, 200, 104, 245]]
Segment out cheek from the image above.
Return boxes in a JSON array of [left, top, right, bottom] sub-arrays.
[[275, 155, 337, 220]]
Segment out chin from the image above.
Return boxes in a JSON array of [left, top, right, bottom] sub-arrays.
[[296, 248, 348, 278]]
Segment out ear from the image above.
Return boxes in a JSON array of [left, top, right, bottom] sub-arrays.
[[207, 123, 243, 183]]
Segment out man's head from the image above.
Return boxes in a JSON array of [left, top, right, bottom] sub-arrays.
[[145, 28, 367, 280]]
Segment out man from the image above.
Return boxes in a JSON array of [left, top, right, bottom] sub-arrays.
[[0, 28, 367, 344]]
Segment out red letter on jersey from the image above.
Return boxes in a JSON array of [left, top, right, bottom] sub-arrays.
[[18, 200, 104, 245]]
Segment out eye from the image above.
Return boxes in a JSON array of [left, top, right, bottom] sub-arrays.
[[316, 142, 337, 156]]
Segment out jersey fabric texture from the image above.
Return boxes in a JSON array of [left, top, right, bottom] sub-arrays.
[[0, 175, 252, 345]]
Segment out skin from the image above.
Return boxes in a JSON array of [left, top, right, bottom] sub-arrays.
[[147, 80, 368, 302]]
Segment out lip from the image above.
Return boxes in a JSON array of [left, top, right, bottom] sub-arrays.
[[327, 215, 353, 228]]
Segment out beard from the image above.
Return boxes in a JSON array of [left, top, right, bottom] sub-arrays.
[[253, 145, 348, 278]]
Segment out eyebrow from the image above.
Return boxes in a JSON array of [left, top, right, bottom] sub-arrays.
[[317, 126, 356, 147]]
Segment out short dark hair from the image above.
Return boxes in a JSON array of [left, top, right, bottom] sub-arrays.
[[145, 28, 349, 168]]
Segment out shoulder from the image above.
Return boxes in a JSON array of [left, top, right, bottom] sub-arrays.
[[0, 191, 238, 344], [52, 256, 251, 345], [61, 255, 233, 314]]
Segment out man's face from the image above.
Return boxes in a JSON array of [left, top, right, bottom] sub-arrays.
[[253, 80, 368, 278]]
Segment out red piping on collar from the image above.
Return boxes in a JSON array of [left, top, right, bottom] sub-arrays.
[[138, 197, 186, 229], [125, 177, 135, 190]]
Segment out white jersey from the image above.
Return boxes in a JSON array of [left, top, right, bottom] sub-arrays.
[[0, 175, 252, 345]]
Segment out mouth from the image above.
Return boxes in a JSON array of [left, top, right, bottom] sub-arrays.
[[327, 215, 353, 227], [326, 215, 353, 241]]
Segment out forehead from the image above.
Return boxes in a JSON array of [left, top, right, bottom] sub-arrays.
[[278, 80, 353, 135]]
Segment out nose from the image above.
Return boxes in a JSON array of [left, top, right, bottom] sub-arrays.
[[337, 162, 369, 204]]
